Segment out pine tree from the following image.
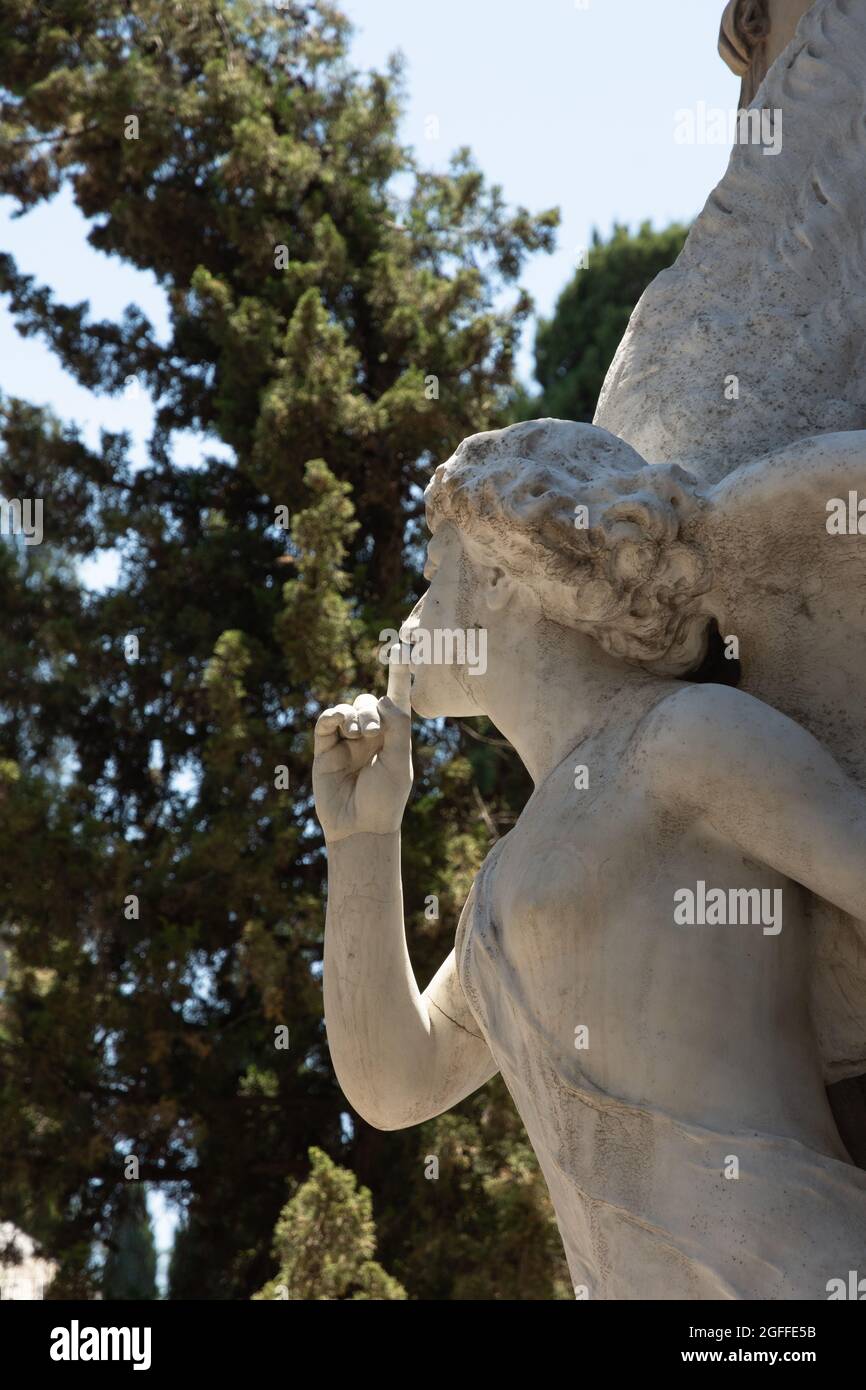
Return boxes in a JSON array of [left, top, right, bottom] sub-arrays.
[[102, 1185, 158, 1301], [253, 1146, 406, 1300], [0, 0, 562, 1297], [516, 221, 689, 423]]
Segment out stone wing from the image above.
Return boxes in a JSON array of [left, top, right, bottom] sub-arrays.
[[696, 431, 866, 1105], [595, 0, 866, 486]]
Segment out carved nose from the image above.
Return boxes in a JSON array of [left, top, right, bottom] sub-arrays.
[[399, 601, 424, 642]]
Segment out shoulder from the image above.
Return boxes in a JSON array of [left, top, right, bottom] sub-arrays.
[[636, 682, 765, 748], [631, 683, 806, 804], [458, 834, 510, 926]]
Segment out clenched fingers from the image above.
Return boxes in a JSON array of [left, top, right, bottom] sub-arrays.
[[314, 698, 386, 757], [353, 692, 381, 735]]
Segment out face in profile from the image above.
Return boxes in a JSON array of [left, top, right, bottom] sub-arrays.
[[399, 523, 488, 719]]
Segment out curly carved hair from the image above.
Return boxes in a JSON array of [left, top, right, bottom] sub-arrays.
[[424, 419, 714, 676]]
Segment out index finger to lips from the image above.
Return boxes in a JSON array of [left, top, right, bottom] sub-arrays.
[[386, 642, 412, 714]]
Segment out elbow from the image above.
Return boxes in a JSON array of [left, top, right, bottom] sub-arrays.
[[329, 1049, 426, 1130], [358, 1109, 415, 1133], [337, 1077, 425, 1131], [347, 1092, 423, 1131]]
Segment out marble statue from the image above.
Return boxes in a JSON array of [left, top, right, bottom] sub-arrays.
[[314, 0, 866, 1298], [719, 0, 814, 104]]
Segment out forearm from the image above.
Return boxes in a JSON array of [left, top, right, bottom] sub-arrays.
[[315, 665, 495, 1127], [323, 830, 433, 1128]]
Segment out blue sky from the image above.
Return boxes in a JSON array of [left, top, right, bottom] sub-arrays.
[[340, 0, 737, 344], [0, 0, 740, 1288]]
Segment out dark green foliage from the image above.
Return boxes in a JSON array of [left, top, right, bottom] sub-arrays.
[[0, 0, 567, 1298], [520, 221, 689, 423], [102, 1185, 158, 1301], [253, 1147, 406, 1301]]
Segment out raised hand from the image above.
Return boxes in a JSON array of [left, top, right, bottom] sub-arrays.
[[313, 645, 413, 843]]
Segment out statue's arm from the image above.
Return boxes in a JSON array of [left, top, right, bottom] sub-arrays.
[[314, 656, 497, 1132], [324, 832, 497, 1131], [648, 684, 866, 920]]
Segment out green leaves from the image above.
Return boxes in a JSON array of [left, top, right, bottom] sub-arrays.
[[275, 459, 358, 698], [527, 221, 689, 423], [0, 0, 560, 1300], [253, 1147, 407, 1301]]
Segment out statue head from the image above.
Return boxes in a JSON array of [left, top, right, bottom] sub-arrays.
[[406, 419, 713, 717]]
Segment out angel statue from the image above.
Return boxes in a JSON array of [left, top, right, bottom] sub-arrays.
[[313, 0, 866, 1299]]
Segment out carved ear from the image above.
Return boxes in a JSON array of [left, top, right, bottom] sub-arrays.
[[480, 565, 514, 613]]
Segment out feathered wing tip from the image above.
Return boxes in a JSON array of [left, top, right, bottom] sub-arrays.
[[696, 430, 866, 1092], [595, 0, 866, 483]]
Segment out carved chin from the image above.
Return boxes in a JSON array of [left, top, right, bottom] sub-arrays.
[[409, 670, 473, 719], [406, 676, 439, 718]]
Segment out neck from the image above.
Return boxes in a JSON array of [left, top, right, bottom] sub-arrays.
[[471, 615, 673, 786]]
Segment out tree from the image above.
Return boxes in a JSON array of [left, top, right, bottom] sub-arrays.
[[253, 1146, 405, 1300], [518, 221, 688, 423], [0, 0, 562, 1297], [102, 1185, 158, 1301], [363, 1082, 572, 1301]]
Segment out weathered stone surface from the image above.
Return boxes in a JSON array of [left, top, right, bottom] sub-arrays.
[[599, 0, 866, 483], [720, 0, 815, 103]]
